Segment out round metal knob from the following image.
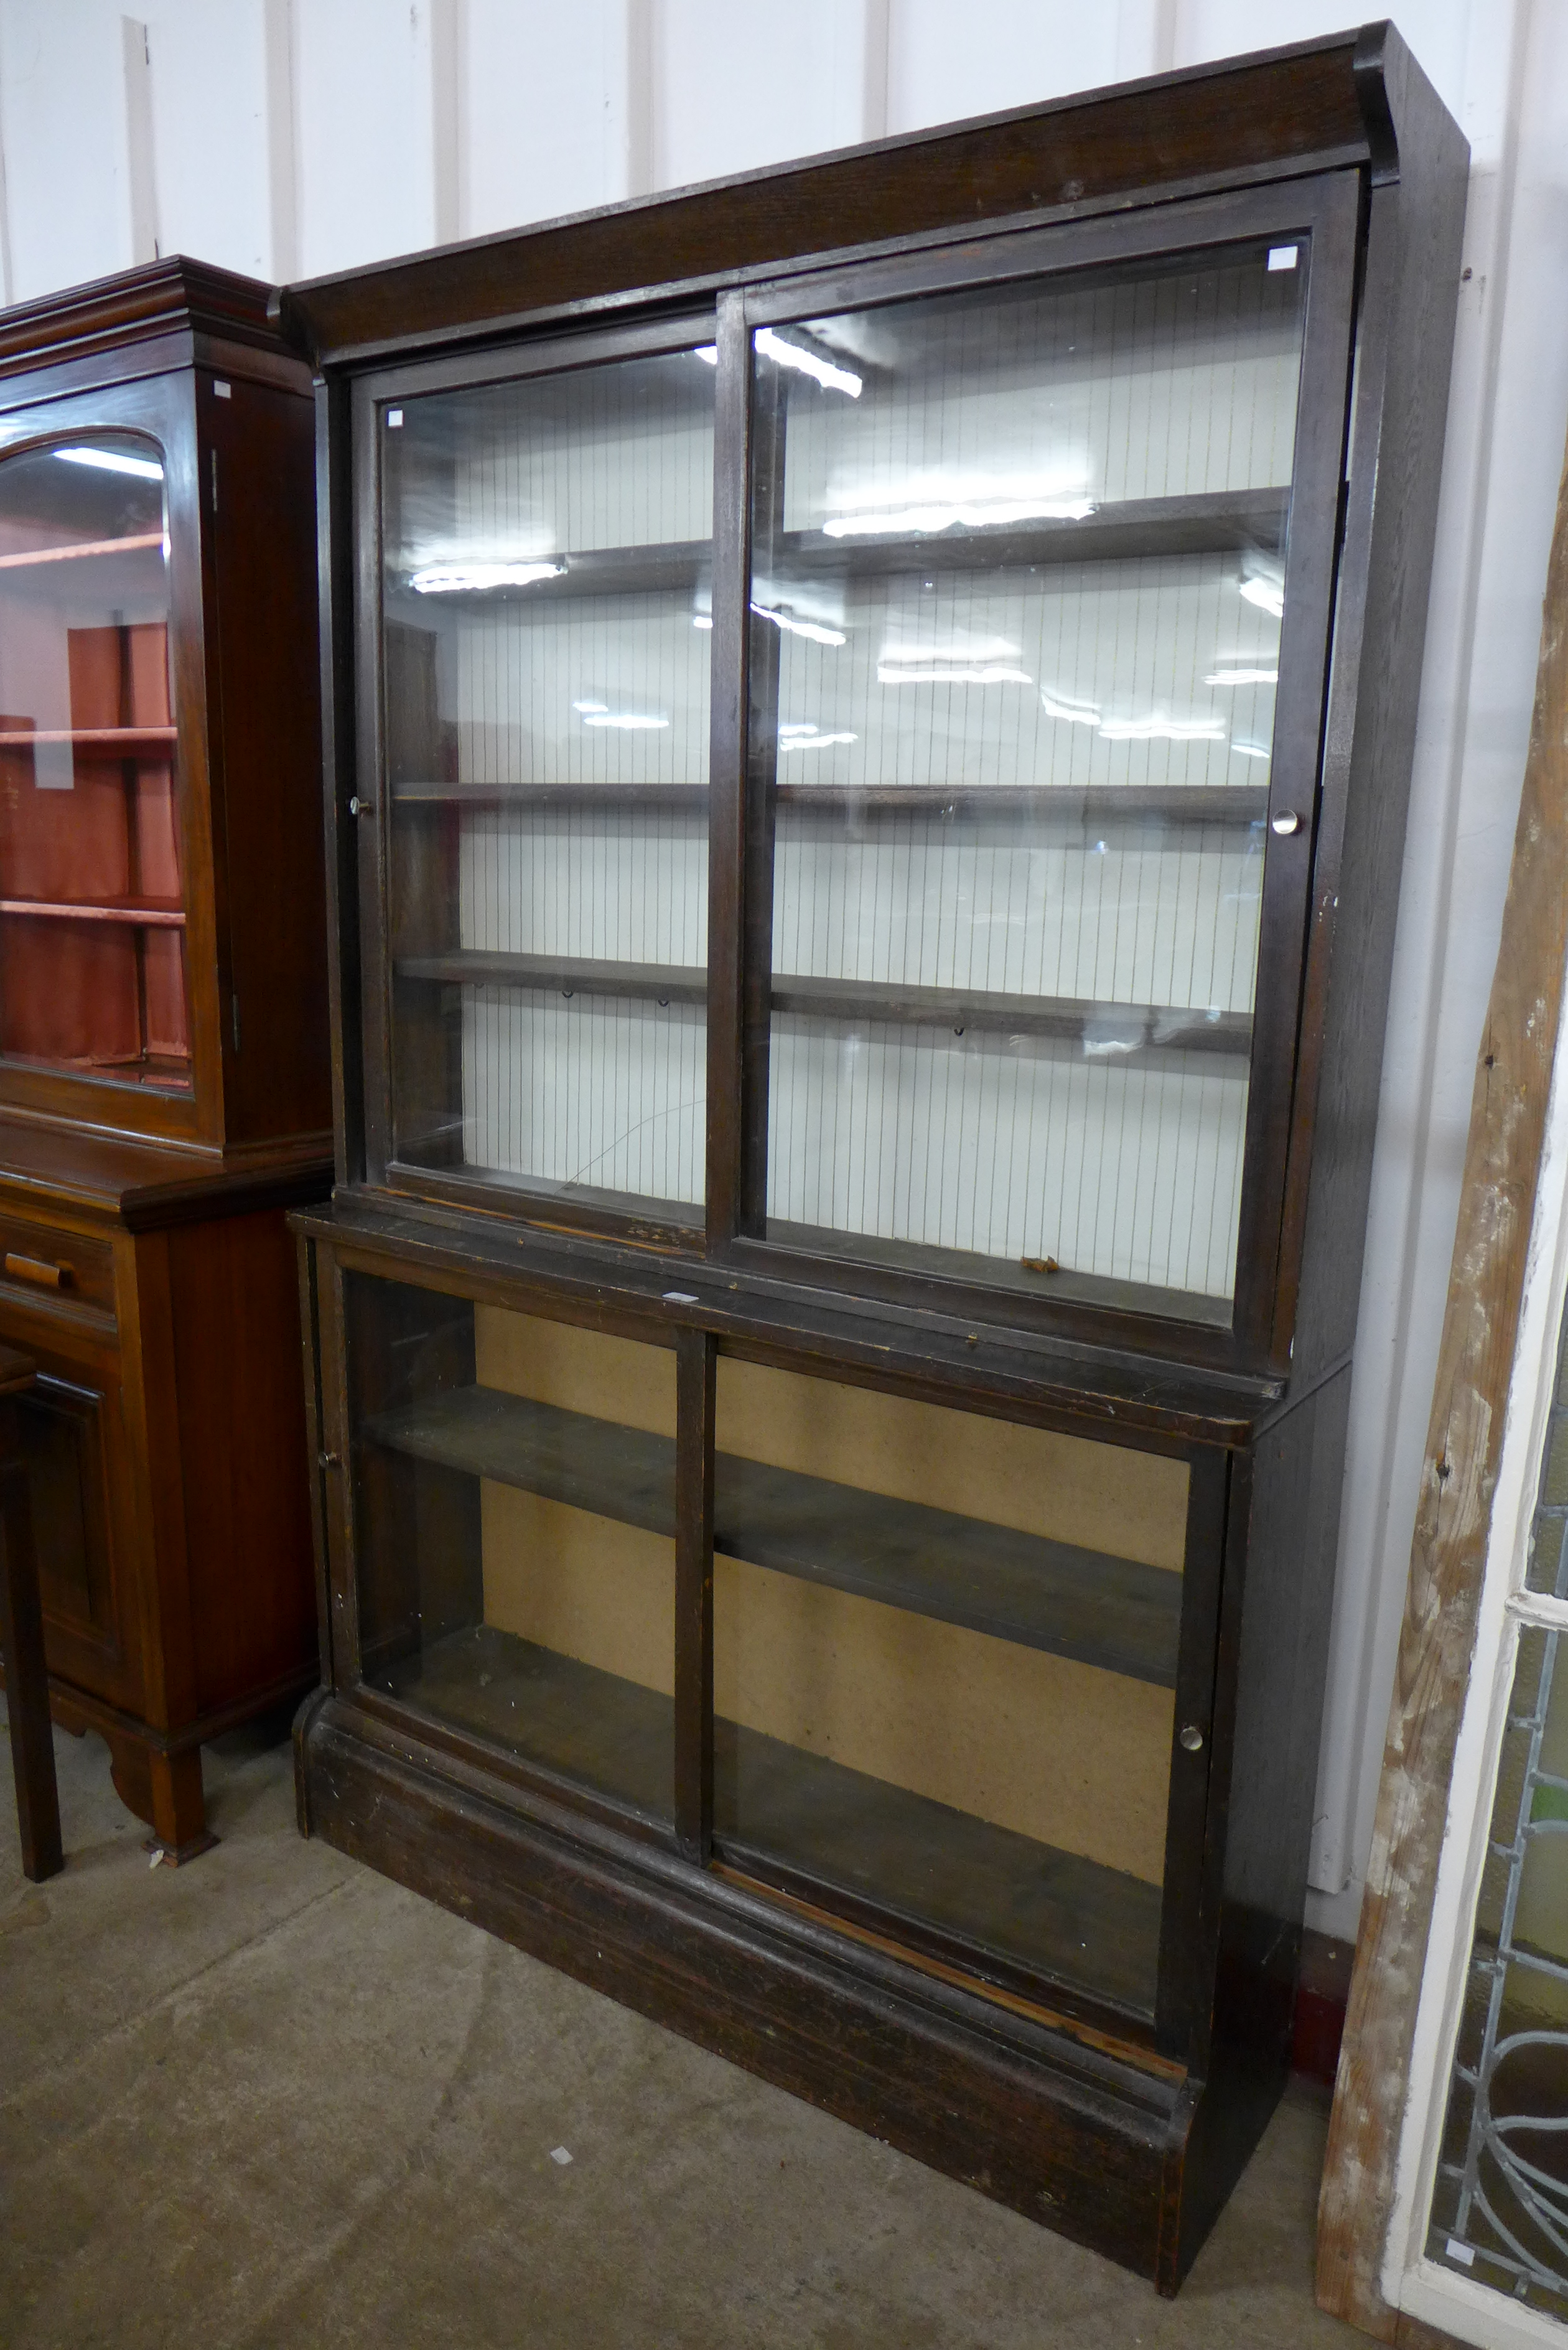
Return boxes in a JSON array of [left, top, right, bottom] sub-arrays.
[[1180, 1724, 1205, 1753], [1270, 810, 1304, 836]]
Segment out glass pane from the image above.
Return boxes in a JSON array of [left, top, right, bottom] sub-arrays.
[[380, 345, 714, 1214], [750, 244, 1309, 1316], [1526, 1303, 1568, 1596], [348, 1275, 677, 1825], [0, 433, 189, 1090], [1426, 1622, 1568, 2319], [711, 1357, 1188, 2016]]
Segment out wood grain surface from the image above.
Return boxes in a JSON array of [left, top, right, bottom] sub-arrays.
[[1316, 422, 1568, 2333]]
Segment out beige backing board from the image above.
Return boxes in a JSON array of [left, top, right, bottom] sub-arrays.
[[474, 1308, 1182, 1884]]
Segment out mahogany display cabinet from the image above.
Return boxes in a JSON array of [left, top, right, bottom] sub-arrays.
[[284, 25, 1466, 2288], [0, 261, 331, 1858]]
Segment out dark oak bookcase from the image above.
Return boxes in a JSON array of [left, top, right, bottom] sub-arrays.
[[284, 26, 1466, 2288]]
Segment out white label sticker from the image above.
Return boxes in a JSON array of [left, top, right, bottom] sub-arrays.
[[213, 378, 231, 398], [1445, 2238, 1477, 2268], [386, 408, 403, 428], [1267, 245, 1299, 272]]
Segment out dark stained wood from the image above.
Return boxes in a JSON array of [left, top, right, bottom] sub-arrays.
[[378, 485, 1286, 610], [396, 952, 1249, 1060], [301, 1687, 1183, 2273], [297, 1191, 1283, 1447], [738, 306, 785, 1236], [362, 1379, 1183, 1685], [398, 951, 707, 1003], [392, 780, 1267, 825], [673, 1329, 714, 1861], [0, 256, 299, 373], [388, 537, 709, 601], [205, 366, 332, 1151], [0, 1343, 63, 1881], [773, 487, 1290, 577], [288, 22, 1468, 2298], [278, 38, 1374, 364], [703, 289, 752, 1246], [1284, 32, 1473, 1385], [770, 976, 1251, 1057]]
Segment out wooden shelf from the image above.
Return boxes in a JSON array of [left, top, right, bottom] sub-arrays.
[[0, 727, 176, 754], [376, 1622, 1161, 2014], [396, 951, 707, 1004], [772, 485, 1290, 578], [771, 975, 1252, 1056], [363, 1385, 1182, 1687], [385, 488, 1287, 609], [391, 538, 709, 605], [0, 896, 185, 928], [776, 784, 1268, 823], [394, 949, 1249, 1057], [391, 779, 1267, 826], [0, 533, 164, 574], [393, 780, 711, 813]]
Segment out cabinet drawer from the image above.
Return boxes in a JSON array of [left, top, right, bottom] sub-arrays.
[[0, 1212, 116, 1321]]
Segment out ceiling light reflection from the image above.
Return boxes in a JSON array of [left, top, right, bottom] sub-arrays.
[[752, 601, 846, 647], [1097, 713, 1226, 742], [755, 328, 862, 398], [878, 662, 1032, 686], [411, 560, 564, 594], [55, 446, 165, 482], [1042, 691, 1101, 727], [582, 712, 670, 731]]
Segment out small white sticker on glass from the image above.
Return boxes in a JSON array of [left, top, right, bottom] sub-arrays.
[[1267, 246, 1299, 273], [1445, 2237, 1476, 2268], [213, 378, 231, 399], [386, 408, 404, 428]]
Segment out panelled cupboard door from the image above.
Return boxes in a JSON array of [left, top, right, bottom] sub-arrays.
[[12, 1344, 141, 1713], [329, 1255, 1226, 2038], [353, 177, 1358, 1358]]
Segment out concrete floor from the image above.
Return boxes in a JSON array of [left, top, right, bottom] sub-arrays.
[[0, 1711, 1359, 2350]]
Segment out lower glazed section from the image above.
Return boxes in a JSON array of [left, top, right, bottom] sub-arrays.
[[297, 1688, 1207, 2288]]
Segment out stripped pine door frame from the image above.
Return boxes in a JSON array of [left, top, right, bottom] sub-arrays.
[[1317, 420, 1568, 2338]]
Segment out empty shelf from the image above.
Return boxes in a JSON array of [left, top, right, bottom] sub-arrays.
[[0, 896, 185, 927], [374, 1622, 1162, 2015], [769, 976, 1252, 1057], [363, 1387, 1182, 1687], [771, 486, 1290, 578], [395, 952, 706, 1004], [390, 780, 1267, 826]]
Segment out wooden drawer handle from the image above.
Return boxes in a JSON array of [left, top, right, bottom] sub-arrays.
[[3, 1252, 70, 1290]]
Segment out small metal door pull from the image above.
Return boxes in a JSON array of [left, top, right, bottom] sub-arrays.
[[1270, 811, 1304, 836], [1180, 1724, 1205, 1752], [317, 1450, 342, 1469], [348, 796, 375, 817]]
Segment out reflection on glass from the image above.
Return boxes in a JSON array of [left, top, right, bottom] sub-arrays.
[[750, 249, 1307, 1314], [380, 349, 714, 1211], [349, 1274, 676, 1824], [0, 434, 189, 1088], [710, 1355, 1187, 2016]]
